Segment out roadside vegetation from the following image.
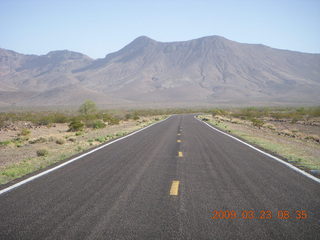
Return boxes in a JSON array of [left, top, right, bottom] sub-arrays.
[[198, 106, 320, 175], [0, 100, 169, 185], [1, 104, 319, 184]]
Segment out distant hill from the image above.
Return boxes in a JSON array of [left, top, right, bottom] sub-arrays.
[[1, 35, 320, 107]]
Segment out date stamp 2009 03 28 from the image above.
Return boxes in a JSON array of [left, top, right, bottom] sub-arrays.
[[210, 210, 308, 220]]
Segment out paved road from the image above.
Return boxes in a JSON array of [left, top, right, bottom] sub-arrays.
[[0, 115, 319, 239]]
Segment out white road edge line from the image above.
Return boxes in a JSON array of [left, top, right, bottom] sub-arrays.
[[0, 116, 171, 196], [196, 116, 320, 184]]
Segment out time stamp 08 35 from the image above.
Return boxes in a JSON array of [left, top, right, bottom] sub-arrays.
[[210, 210, 308, 220]]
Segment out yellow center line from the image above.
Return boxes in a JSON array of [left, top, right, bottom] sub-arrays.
[[177, 140, 181, 143], [178, 151, 183, 157], [170, 181, 180, 195]]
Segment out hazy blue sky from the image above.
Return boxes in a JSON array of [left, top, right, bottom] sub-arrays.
[[0, 0, 319, 58]]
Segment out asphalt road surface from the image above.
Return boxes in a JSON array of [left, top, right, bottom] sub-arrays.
[[0, 115, 319, 239]]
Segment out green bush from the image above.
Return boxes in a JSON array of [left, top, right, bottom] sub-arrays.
[[79, 100, 97, 115], [101, 113, 121, 125], [68, 120, 84, 132], [250, 118, 264, 128], [20, 128, 31, 136], [36, 149, 49, 157], [86, 120, 106, 129], [52, 113, 69, 123], [107, 117, 120, 125], [0, 140, 11, 146], [102, 113, 112, 122], [95, 136, 107, 143]]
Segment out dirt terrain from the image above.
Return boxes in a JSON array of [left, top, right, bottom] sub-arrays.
[[0, 116, 164, 184]]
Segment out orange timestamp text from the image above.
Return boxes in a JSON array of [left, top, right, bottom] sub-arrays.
[[210, 210, 308, 220]]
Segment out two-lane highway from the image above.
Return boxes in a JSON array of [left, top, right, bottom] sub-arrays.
[[0, 115, 319, 239]]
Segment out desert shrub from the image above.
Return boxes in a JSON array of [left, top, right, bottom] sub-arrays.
[[48, 136, 56, 142], [211, 109, 227, 117], [102, 113, 120, 125], [133, 114, 140, 120], [102, 113, 112, 122], [125, 113, 132, 120], [264, 123, 276, 130], [36, 149, 49, 157], [86, 120, 106, 129], [68, 120, 84, 132], [51, 113, 69, 123], [81, 113, 100, 121], [29, 137, 47, 144], [35, 116, 52, 126], [12, 137, 26, 145], [76, 146, 83, 152], [55, 139, 65, 145], [107, 117, 120, 125], [0, 119, 7, 129], [279, 130, 295, 137], [95, 136, 107, 143], [0, 140, 11, 146], [230, 119, 241, 124], [20, 128, 31, 136], [250, 118, 264, 128], [68, 137, 76, 142], [130, 112, 140, 120], [291, 117, 299, 124], [305, 135, 320, 143], [202, 118, 209, 121], [310, 106, 320, 117]]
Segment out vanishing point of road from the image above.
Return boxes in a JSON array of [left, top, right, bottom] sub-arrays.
[[0, 115, 319, 239]]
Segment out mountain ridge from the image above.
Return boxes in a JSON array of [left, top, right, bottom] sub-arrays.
[[0, 35, 319, 107]]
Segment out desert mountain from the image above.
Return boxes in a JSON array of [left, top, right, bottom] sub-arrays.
[[1, 36, 320, 107]]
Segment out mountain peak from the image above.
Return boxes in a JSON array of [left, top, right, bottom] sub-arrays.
[[118, 35, 157, 54], [127, 36, 157, 48], [45, 50, 92, 60], [133, 35, 156, 42]]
